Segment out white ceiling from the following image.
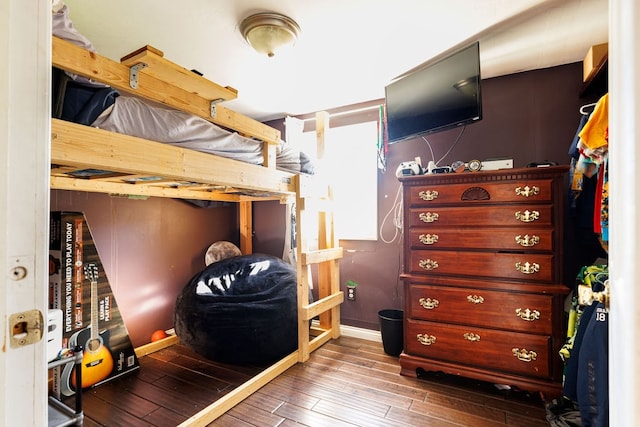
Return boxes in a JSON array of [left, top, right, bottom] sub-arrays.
[[63, 0, 608, 122]]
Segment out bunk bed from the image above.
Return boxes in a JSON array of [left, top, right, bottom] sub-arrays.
[[50, 34, 344, 426]]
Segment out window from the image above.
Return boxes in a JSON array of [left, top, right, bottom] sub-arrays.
[[287, 117, 379, 241]]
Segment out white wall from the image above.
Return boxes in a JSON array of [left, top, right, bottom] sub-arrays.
[[609, 0, 640, 425], [0, 0, 50, 425]]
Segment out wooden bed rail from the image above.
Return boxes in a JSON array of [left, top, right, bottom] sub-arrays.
[[50, 119, 296, 200], [52, 36, 281, 147]]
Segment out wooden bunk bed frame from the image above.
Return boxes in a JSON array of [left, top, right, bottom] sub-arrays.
[[51, 35, 344, 426]]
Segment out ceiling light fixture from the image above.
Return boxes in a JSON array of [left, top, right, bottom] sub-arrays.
[[240, 12, 300, 58]]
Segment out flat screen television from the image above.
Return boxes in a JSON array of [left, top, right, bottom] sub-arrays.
[[385, 41, 482, 143]]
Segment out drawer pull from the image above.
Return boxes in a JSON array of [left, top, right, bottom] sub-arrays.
[[515, 234, 540, 247], [419, 212, 439, 223], [418, 297, 439, 310], [466, 295, 484, 304], [515, 308, 541, 321], [418, 233, 439, 245], [463, 332, 481, 342], [515, 210, 540, 223], [512, 348, 537, 362], [515, 262, 540, 275], [417, 334, 436, 346], [418, 190, 439, 201], [515, 185, 540, 198], [418, 259, 439, 271]]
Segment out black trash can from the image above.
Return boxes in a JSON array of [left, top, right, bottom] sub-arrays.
[[378, 309, 404, 356]]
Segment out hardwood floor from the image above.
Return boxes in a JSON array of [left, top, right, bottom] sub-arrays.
[[70, 336, 550, 426]]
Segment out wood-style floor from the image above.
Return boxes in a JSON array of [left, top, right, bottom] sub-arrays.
[[69, 336, 550, 426]]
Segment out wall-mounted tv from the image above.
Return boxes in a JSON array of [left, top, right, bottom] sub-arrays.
[[385, 41, 482, 143]]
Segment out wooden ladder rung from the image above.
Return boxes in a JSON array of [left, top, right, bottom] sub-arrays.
[[297, 197, 333, 213], [302, 292, 344, 321], [301, 247, 343, 265], [308, 329, 333, 353]]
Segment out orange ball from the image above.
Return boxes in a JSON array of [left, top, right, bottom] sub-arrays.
[[150, 329, 168, 342]]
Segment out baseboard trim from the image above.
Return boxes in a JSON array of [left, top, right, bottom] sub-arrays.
[[339, 324, 382, 343], [309, 320, 382, 342]]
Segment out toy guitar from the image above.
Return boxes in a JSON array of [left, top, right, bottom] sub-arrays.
[[60, 263, 114, 396]]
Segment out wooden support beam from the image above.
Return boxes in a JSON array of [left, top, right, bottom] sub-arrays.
[[308, 329, 333, 353], [177, 352, 299, 427], [50, 176, 263, 202], [301, 247, 344, 265], [238, 201, 253, 254], [51, 119, 295, 195], [53, 37, 280, 145], [134, 335, 180, 358], [303, 291, 345, 321], [120, 45, 238, 102]]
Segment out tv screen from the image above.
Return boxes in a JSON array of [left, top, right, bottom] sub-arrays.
[[385, 42, 482, 143]]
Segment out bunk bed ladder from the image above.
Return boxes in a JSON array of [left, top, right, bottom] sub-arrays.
[[295, 112, 344, 363]]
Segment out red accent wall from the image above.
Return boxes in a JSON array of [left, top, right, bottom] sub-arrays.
[[50, 191, 238, 347]]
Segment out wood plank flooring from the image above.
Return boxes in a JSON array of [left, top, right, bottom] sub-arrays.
[[67, 336, 550, 426]]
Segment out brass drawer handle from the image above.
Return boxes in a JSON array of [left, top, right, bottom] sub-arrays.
[[515, 262, 540, 275], [463, 332, 481, 342], [515, 308, 541, 321], [419, 212, 439, 223], [418, 297, 439, 310], [466, 295, 484, 304], [418, 259, 439, 271], [418, 190, 439, 201], [419, 233, 439, 245], [515, 185, 540, 198], [515, 210, 540, 223], [512, 348, 537, 362], [515, 234, 540, 247], [417, 334, 436, 346]]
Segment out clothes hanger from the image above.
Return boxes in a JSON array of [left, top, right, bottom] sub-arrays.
[[580, 102, 598, 115]]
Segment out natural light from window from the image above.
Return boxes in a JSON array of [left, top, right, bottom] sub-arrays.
[[288, 117, 379, 241]]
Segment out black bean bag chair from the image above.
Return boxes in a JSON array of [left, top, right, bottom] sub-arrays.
[[174, 254, 298, 365]]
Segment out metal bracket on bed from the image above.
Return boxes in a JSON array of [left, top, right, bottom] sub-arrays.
[[129, 62, 149, 89], [209, 98, 224, 119]]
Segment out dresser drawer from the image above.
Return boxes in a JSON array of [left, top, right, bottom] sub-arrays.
[[408, 227, 554, 251], [408, 205, 555, 228], [407, 180, 554, 207], [409, 250, 554, 282], [405, 319, 552, 378], [407, 284, 554, 334]]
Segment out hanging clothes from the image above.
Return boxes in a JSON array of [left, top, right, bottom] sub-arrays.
[[562, 265, 608, 401], [569, 112, 590, 160], [599, 156, 609, 250], [568, 112, 592, 214], [576, 301, 608, 427], [579, 94, 609, 151], [560, 93, 609, 427], [575, 93, 609, 253], [567, 101, 609, 273]]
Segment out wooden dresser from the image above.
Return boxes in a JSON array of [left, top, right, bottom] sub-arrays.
[[398, 166, 569, 397]]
